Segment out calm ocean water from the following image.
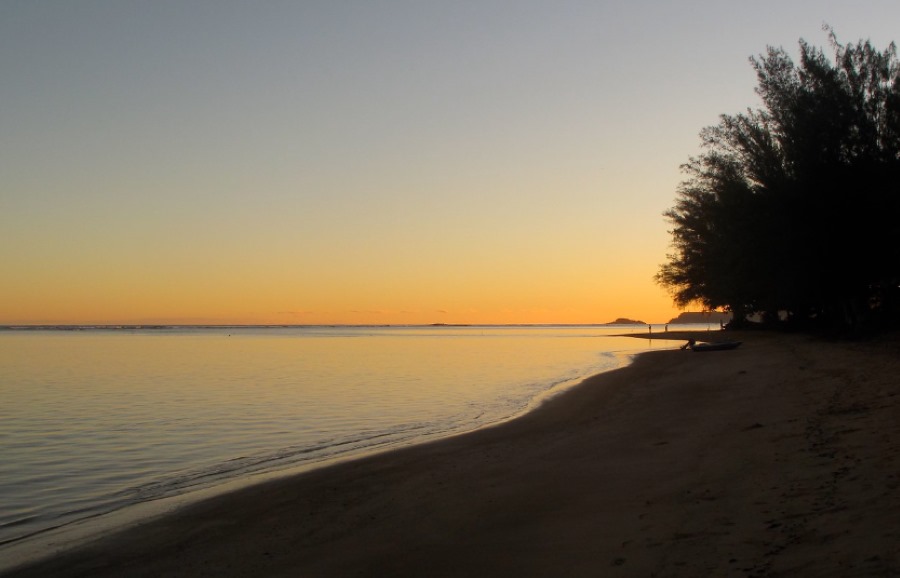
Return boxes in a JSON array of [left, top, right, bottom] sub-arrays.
[[0, 324, 706, 547]]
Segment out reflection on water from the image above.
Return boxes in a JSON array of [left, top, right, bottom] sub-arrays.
[[0, 325, 689, 545]]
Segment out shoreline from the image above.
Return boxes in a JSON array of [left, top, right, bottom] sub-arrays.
[[0, 343, 641, 562], [4, 331, 899, 576]]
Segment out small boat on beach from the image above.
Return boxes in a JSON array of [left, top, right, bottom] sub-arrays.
[[690, 340, 742, 352]]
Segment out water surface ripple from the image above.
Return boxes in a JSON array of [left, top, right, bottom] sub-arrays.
[[0, 325, 692, 545]]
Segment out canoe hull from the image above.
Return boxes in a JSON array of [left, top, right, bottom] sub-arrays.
[[692, 340, 742, 352]]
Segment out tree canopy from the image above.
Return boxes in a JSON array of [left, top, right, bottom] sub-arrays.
[[657, 28, 900, 330]]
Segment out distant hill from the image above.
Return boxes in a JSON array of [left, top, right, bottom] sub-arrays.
[[604, 317, 647, 325], [667, 311, 731, 324]]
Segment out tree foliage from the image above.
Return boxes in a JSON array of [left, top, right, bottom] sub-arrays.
[[657, 28, 900, 330]]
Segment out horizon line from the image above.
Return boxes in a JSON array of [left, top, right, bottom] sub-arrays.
[[0, 319, 726, 330]]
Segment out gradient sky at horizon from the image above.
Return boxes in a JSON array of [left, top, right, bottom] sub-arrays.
[[3, 1, 899, 325]]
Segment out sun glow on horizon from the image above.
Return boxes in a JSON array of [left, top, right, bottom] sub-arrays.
[[3, 3, 895, 327], [4, 262, 683, 326]]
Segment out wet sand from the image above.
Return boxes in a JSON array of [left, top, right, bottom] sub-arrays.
[[4, 331, 900, 577]]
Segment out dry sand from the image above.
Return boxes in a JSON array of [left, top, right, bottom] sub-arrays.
[[3, 331, 900, 577]]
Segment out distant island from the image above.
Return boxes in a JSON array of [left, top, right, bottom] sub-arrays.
[[604, 318, 647, 325], [603, 312, 731, 326], [667, 311, 731, 324]]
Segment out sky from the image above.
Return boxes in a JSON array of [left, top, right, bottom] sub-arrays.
[[2, 1, 899, 325]]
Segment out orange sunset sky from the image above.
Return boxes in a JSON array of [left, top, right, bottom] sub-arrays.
[[3, 1, 899, 325]]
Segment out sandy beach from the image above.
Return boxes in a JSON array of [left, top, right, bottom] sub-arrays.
[[3, 331, 899, 577]]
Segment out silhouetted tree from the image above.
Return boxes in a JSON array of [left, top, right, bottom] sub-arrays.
[[658, 28, 900, 330]]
